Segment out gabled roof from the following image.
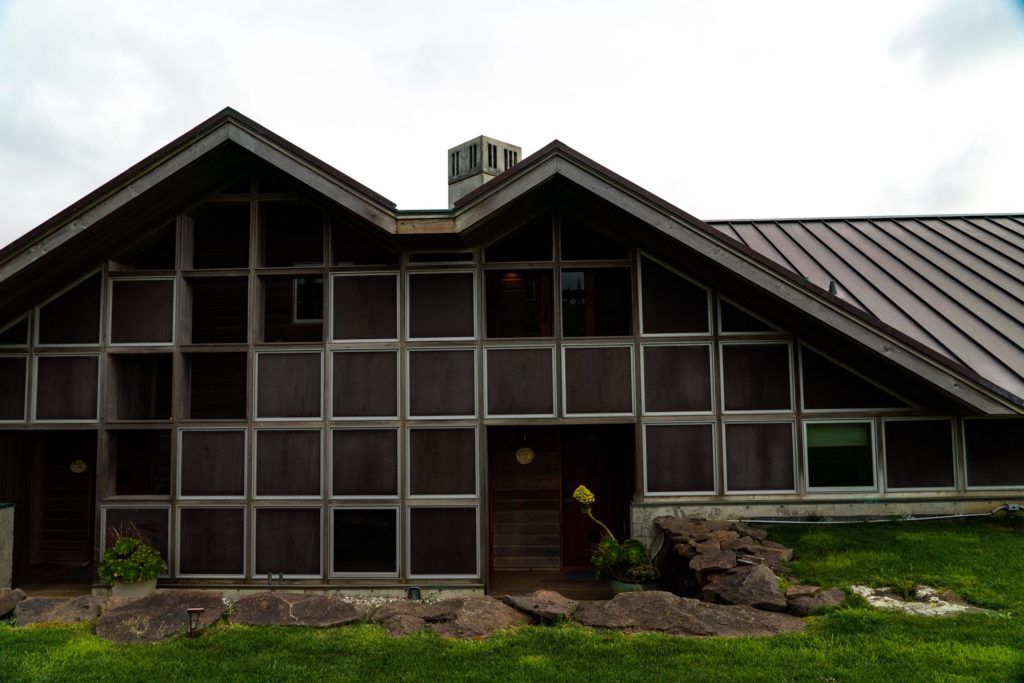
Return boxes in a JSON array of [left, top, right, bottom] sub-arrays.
[[1, 109, 1021, 414]]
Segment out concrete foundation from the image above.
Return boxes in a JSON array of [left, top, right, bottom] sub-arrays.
[[93, 583, 485, 600], [0, 504, 12, 589]]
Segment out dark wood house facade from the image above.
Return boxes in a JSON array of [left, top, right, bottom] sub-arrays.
[[1, 109, 1022, 592]]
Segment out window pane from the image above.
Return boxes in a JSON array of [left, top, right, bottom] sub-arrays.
[[189, 277, 248, 344], [640, 257, 708, 334], [485, 270, 553, 337], [110, 354, 172, 420], [561, 269, 631, 337], [0, 356, 26, 420], [645, 424, 715, 493], [187, 352, 247, 419], [332, 351, 397, 418], [36, 356, 98, 420], [884, 420, 954, 489], [806, 422, 874, 488], [191, 204, 249, 269], [720, 301, 775, 333], [255, 508, 321, 576], [409, 507, 477, 576], [725, 423, 794, 491], [721, 344, 791, 411], [486, 348, 554, 416], [110, 429, 171, 495], [408, 350, 475, 417], [409, 428, 476, 496], [964, 419, 1024, 487], [408, 272, 474, 338], [262, 276, 323, 342], [256, 430, 321, 497], [261, 204, 323, 266], [642, 345, 711, 413], [38, 274, 101, 345], [563, 346, 632, 415], [332, 274, 397, 341], [332, 429, 398, 497], [110, 280, 174, 344], [179, 430, 245, 497], [802, 347, 906, 410], [178, 507, 245, 575], [333, 508, 397, 574], [256, 353, 322, 418]]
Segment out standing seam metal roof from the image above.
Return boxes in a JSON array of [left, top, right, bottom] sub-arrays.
[[707, 215, 1024, 400]]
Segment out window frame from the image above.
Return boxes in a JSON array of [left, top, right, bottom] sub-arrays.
[[329, 272, 400, 343], [107, 276, 177, 347], [405, 270, 478, 341], [405, 425, 480, 500], [329, 426, 401, 501], [251, 505, 324, 580], [406, 504, 481, 580], [637, 252, 712, 338], [176, 426, 248, 501], [718, 340, 795, 415], [175, 504, 248, 579], [639, 342, 715, 416], [641, 420, 718, 496], [405, 347, 479, 420], [802, 418, 878, 493], [253, 350, 324, 421], [561, 344, 636, 418], [329, 504, 401, 578], [483, 345, 558, 418], [32, 353, 101, 423], [329, 349, 400, 421], [722, 419, 798, 495], [33, 270, 103, 348], [100, 504, 172, 578], [799, 342, 913, 414], [252, 427, 324, 500], [881, 416, 957, 492]]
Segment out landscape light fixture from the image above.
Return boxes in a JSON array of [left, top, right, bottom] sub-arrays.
[[186, 607, 205, 637]]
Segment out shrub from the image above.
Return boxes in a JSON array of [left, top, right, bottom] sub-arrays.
[[97, 537, 166, 584]]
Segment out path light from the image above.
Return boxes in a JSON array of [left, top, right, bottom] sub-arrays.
[[186, 607, 205, 638]]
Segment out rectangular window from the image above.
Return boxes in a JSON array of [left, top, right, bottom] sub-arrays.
[[407, 272, 475, 339], [109, 279, 175, 344], [964, 418, 1024, 488], [485, 270, 553, 337], [721, 343, 792, 412], [186, 352, 247, 420], [35, 355, 99, 421], [884, 419, 955, 490], [332, 429, 398, 497], [562, 346, 633, 416], [409, 507, 478, 577], [561, 269, 631, 337], [0, 355, 26, 420], [805, 421, 875, 490], [644, 423, 716, 494], [260, 276, 323, 342], [108, 354, 172, 421], [408, 428, 477, 497], [485, 347, 555, 417], [179, 430, 246, 498], [37, 273, 101, 345], [332, 351, 398, 418], [177, 507, 245, 577], [639, 257, 709, 335], [188, 277, 249, 344], [331, 274, 398, 341], [332, 507, 398, 576], [255, 429, 322, 497], [724, 422, 795, 492], [256, 352, 322, 419], [254, 507, 321, 578], [407, 349, 476, 418], [189, 204, 250, 269], [109, 429, 171, 496], [642, 345, 712, 414], [260, 203, 324, 266]]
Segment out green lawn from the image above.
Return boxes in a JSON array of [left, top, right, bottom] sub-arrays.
[[2, 518, 1023, 683]]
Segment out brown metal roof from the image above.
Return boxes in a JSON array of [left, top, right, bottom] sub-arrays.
[[707, 215, 1024, 399]]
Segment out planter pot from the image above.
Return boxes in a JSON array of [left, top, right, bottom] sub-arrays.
[[111, 578, 157, 599], [610, 578, 661, 594]]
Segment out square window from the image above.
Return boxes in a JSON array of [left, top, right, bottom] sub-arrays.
[[109, 429, 171, 496], [721, 344, 792, 412], [806, 422, 875, 489], [261, 276, 323, 342], [409, 507, 477, 577], [639, 257, 709, 335], [563, 346, 633, 415], [724, 422, 795, 492], [109, 279, 175, 344], [332, 508, 398, 575], [561, 269, 631, 337], [332, 274, 398, 341], [178, 507, 245, 576], [255, 430, 321, 497], [179, 430, 246, 498], [408, 349, 475, 417], [190, 204, 250, 269], [408, 428, 476, 496], [644, 424, 715, 493], [37, 274, 101, 345], [332, 351, 397, 418], [254, 508, 321, 577], [256, 352, 322, 419], [964, 418, 1024, 488], [261, 203, 323, 266], [332, 429, 398, 497], [407, 272, 474, 339], [108, 354, 172, 421], [485, 348, 554, 416], [485, 270, 554, 338], [186, 352, 247, 419], [189, 277, 249, 344], [35, 356, 98, 421], [642, 345, 712, 413]]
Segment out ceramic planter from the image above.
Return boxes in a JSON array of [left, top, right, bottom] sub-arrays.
[[110, 578, 157, 599]]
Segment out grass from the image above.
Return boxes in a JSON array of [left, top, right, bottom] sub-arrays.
[[1, 518, 1023, 682]]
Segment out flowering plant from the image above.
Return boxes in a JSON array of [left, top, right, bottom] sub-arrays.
[[573, 484, 659, 583]]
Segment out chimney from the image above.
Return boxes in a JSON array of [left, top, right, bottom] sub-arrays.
[[448, 136, 521, 207]]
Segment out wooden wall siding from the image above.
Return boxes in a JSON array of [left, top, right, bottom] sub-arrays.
[[110, 430, 171, 496], [332, 275, 397, 340], [563, 346, 632, 414], [178, 507, 245, 576], [721, 344, 792, 411], [409, 507, 477, 576], [802, 347, 907, 410], [186, 353, 247, 419], [642, 345, 712, 413], [109, 280, 174, 344], [408, 349, 475, 417], [720, 300, 775, 333], [331, 429, 398, 496], [255, 430, 321, 497], [332, 351, 397, 417], [35, 356, 98, 420], [189, 205, 250, 269], [103, 507, 170, 562], [256, 353, 321, 419], [110, 354, 173, 421], [560, 268, 632, 337], [261, 276, 323, 343], [884, 420, 955, 489], [485, 270, 554, 338], [640, 257, 709, 334], [488, 428, 560, 570], [407, 272, 475, 338], [645, 423, 715, 493], [559, 214, 628, 261], [724, 422, 795, 492], [260, 204, 324, 267], [37, 273, 101, 345], [485, 348, 554, 416], [179, 430, 246, 497], [0, 318, 29, 345], [408, 428, 476, 496], [254, 508, 321, 576], [484, 213, 553, 262], [188, 277, 249, 343], [964, 419, 1024, 487], [0, 356, 26, 420], [332, 508, 398, 574], [331, 220, 399, 267]]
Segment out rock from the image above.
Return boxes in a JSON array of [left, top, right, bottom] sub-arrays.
[[688, 549, 737, 572], [731, 523, 769, 541], [371, 597, 528, 638], [502, 590, 578, 621], [573, 591, 804, 637], [723, 540, 793, 564], [722, 537, 756, 550], [785, 584, 821, 598], [787, 588, 845, 616], [851, 584, 987, 616], [231, 592, 361, 627], [703, 565, 788, 612], [692, 540, 721, 554], [0, 587, 27, 617], [705, 530, 740, 544], [96, 590, 226, 643], [15, 596, 107, 626]]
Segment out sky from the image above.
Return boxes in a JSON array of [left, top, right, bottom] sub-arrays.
[[0, 0, 1022, 248]]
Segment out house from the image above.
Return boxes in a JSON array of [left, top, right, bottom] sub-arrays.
[[0, 108, 1021, 594]]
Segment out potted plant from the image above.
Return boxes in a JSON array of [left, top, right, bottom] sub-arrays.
[[572, 485, 661, 593], [98, 533, 167, 598]]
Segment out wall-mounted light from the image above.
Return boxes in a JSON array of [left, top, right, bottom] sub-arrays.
[[515, 431, 534, 465]]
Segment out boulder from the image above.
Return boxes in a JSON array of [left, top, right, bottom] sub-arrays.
[[502, 590, 578, 621], [371, 596, 528, 638], [96, 590, 226, 643], [15, 596, 108, 626], [731, 523, 769, 541], [573, 591, 804, 637], [688, 549, 737, 573], [230, 592, 361, 627], [0, 587, 26, 618], [785, 584, 821, 598], [787, 588, 845, 616], [703, 565, 788, 612]]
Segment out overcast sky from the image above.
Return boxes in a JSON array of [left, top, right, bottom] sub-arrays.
[[1, 1, 1022, 248]]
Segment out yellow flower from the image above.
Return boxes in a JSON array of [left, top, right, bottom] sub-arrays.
[[573, 485, 596, 506]]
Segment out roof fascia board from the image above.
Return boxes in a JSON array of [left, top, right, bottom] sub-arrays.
[[455, 151, 1019, 415], [0, 125, 232, 283], [224, 123, 397, 234]]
